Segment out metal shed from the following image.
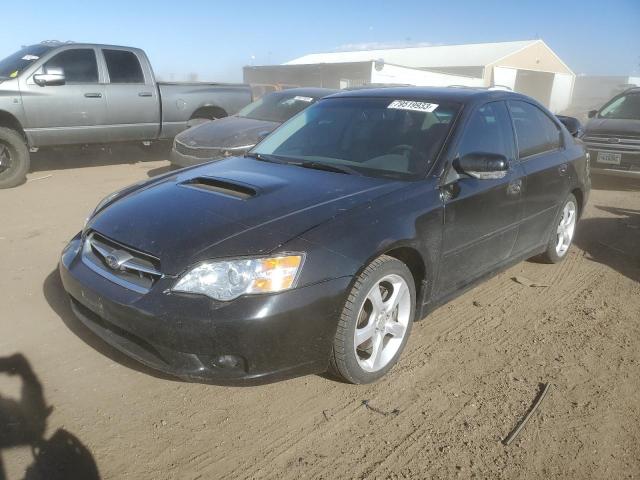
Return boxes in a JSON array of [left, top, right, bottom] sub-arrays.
[[243, 39, 575, 112]]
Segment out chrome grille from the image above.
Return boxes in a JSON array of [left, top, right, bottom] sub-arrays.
[[583, 135, 640, 153], [175, 141, 226, 159], [82, 232, 162, 293]]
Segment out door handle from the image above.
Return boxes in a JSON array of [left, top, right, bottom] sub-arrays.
[[507, 179, 522, 196], [84, 92, 102, 98], [558, 163, 568, 175], [138, 92, 153, 97]]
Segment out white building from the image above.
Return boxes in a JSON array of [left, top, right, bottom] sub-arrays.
[[244, 39, 575, 112]]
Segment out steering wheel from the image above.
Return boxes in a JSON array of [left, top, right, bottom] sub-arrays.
[[388, 144, 415, 156]]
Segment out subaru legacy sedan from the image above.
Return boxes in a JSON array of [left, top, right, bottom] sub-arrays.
[[59, 87, 590, 385]]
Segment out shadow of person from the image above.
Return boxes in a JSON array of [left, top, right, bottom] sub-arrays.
[[42, 269, 181, 383], [573, 204, 640, 283], [0, 354, 100, 480]]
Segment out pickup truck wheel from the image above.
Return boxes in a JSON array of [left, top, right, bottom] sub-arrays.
[[329, 255, 415, 384], [537, 193, 578, 264], [0, 127, 30, 189]]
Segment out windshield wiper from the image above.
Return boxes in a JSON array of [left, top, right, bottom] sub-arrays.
[[296, 161, 360, 176], [244, 152, 287, 164]]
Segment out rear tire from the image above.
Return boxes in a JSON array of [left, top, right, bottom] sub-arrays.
[[537, 193, 578, 264], [329, 255, 416, 384], [0, 127, 30, 189]]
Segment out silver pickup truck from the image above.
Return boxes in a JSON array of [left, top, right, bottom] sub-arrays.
[[0, 42, 253, 188]]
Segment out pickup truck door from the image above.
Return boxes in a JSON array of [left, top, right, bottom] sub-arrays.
[[436, 101, 524, 294], [20, 47, 107, 146], [99, 48, 160, 142]]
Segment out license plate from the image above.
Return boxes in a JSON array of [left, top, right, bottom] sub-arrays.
[[596, 151, 622, 165]]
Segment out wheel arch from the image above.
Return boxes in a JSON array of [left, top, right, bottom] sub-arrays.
[[0, 110, 27, 139], [571, 187, 585, 219], [189, 105, 228, 121], [352, 243, 432, 319]]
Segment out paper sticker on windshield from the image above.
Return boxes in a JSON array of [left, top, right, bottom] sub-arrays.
[[388, 100, 438, 113], [293, 96, 313, 102], [22, 54, 39, 61]]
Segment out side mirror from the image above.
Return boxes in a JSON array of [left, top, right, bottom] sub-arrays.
[[556, 115, 583, 137], [587, 109, 598, 119], [33, 67, 66, 87], [454, 152, 508, 180]]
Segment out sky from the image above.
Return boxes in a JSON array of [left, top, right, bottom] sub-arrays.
[[1, 0, 638, 82]]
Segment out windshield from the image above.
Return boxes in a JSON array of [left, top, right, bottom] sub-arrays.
[[237, 92, 319, 123], [0, 45, 53, 79], [599, 92, 640, 120], [252, 97, 460, 179]]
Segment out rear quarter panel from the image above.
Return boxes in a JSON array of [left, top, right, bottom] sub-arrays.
[[158, 84, 252, 139]]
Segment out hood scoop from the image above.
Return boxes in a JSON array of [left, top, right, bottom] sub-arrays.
[[180, 176, 257, 200]]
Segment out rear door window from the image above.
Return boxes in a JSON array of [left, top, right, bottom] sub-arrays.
[[457, 101, 514, 159], [44, 49, 98, 83], [508, 100, 561, 158], [103, 49, 145, 84]]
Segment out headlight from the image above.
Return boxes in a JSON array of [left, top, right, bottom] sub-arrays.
[[172, 254, 304, 301]]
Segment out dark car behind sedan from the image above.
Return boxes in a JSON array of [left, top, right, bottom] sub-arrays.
[[60, 87, 589, 385], [583, 87, 640, 178], [170, 87, 337, 167]]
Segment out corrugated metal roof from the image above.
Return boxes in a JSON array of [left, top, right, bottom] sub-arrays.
[[284, 40, 539, 68]]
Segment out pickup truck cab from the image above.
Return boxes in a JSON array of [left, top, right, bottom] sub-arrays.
[[0, 42, 253, 188]]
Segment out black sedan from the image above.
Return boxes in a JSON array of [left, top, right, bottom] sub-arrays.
[[59, 87, 590, 385], [170, 88, 337, 167]]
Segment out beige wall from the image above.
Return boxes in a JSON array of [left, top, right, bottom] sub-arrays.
[[494, 41, 573, 75]]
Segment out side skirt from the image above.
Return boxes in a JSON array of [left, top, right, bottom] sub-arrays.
[[417, 244, 546, 320]]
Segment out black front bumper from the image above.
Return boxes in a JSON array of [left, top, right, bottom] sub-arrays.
[[59, 235, 350, 384], [587, 147, 640, 178]]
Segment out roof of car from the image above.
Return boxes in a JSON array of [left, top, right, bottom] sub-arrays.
[[328, 86, 524, 104], [274, 87, 339, 98]]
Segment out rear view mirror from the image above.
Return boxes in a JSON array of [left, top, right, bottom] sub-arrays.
[[33, 67, 66, 87], [588, 109, 598, 119], [556, 115, 583, 137], [454, 152, 508, 180]]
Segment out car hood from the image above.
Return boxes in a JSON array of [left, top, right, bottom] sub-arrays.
[[177, 116, 280, 150], [585, 118, 640, 137], [88, 156, 405, 275]]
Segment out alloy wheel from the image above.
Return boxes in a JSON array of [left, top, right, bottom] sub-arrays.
[[555, 200, 577, 256], [353, 273, 411, 372]]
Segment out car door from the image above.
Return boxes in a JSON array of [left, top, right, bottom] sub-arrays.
[[100, 48, 160, 142], [507, 100, 569, 255], [20, 47, 107, 146], [437, 101, 524, 294]]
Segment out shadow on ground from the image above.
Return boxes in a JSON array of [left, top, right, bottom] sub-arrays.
[[591, 174, 640, 192], [29, 144, 170, 175], [0, 354, 100, 480], [42, 269, 181, 383], [574, 204, 640, 283]]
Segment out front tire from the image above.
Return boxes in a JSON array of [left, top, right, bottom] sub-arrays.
[[329, 255, 416, 384], [538, 193, 578, 264], [0, 127, 30, 189]]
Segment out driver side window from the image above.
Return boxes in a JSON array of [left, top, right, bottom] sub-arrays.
[[44, 49, 98, 84], [458, 101, 514, 160]]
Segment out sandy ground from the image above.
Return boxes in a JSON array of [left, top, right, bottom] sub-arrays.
[[0, 146, 639, 480]]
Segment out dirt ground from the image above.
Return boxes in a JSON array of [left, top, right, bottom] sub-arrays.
[[1, 146, 639, 480]]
